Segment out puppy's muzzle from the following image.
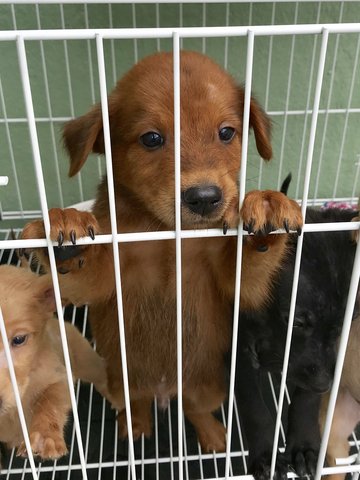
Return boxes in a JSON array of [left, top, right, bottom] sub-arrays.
[[182, 185, 222, 216]]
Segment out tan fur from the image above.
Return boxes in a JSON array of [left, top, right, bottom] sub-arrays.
[[21, 51, 302, 451], [0, 265, 109, 461], [320, 318, 360, 480]]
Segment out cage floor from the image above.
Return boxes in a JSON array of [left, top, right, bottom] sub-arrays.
[[1, 228, 360, 480]]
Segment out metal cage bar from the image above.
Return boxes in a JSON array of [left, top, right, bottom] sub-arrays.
[[16, 34, 89, 480], [0, 18, 360, 480], [95, 33, 137, 480], [270, 27, 329, 479], [0, 307, 39, 479], [225, 28, 255, 480]]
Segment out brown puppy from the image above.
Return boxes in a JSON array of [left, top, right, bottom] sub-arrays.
[[320, 316, 360, 480], [0, 265, 109, 463], [21, 51, 302, 451]]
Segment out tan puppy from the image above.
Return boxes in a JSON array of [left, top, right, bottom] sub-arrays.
[[320, 317, 360, 480], [21, 51, 302, 451], [0, 265, 109, 464]]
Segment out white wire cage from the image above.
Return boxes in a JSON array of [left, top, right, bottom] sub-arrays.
[[1, 2, 360, 480]]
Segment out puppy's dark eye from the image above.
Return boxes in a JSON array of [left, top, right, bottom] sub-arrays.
[[140, 131, 164, 150], [219, 127, 235, 143], [293, 317, 306, 329], [11, 335, 28, 347]]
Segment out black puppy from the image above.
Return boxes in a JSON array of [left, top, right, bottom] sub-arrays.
[[235, 203, 358, 480]]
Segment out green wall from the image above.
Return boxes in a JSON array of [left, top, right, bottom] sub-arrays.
[[1, 2, 360, 225]]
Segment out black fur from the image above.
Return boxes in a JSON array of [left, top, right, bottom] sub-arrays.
[[235, 207, 358, 480]]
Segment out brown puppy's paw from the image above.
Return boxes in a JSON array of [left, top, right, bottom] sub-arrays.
[[17, 431, 68, 460], [197, 417, 226, 453], [117, 406, 153, 441], [241, 190, 303, 236], [21, 208, 99, 272]]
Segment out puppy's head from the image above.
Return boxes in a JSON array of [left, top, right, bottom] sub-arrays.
[[250, 270, 340, 394], [0, 266, 55, 412], [63, 51, 272, 229], [285, 307, 338, 394]]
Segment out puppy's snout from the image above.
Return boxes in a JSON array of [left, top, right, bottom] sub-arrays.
[[182, 185, 222, 216]]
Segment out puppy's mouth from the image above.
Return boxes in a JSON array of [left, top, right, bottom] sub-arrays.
[[288, 366, 333, 394]]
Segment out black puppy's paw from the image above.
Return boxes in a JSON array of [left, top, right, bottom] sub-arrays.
[[250, 452, 289, 480], [287, 447, 318, 477]]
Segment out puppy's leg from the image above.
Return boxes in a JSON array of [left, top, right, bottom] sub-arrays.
[[183, 382, 227, 453], [65, 323, 110, 401], [320, 388, 360, 480], [285, 388, 321, 477], [17, 382, 70, 460], [240, 190, 303, 310], [21, 208, 115, 306], [235, 345, 288, 480], [117, 397, 153, 441]]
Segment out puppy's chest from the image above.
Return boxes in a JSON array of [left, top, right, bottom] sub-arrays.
[[121, 240, 231, 385], [124, 282, 230, 386]]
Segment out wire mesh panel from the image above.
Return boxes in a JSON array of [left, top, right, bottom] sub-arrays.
[[1, 2, 360, 480]]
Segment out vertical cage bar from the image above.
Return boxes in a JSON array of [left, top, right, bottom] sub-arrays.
[[155, 3, 161, 52], [0, 307, 38, 480], [181, 415, 188, 480], [300, 28, 329, 220], [0, 77, 23, 213], [233, 394, 248, 474], [108, 4, 118, 85], [83, 5, 103, 180], [16, 34, 89, 480], [270, 28, 329, 480], [35, 5, 64, 208], [167, 399, 175, 480], [97, 398, 107, 480], [154, 397, 160, 480], [315, 235, 360, 480], [351, 155, 360, 201], [295, 2, 322, 201], [172, 30, 183, 480], [202, 3, 206, 54], [224, 3, 230, 70], [268, 373, 286, 445], [131, 4, 138, 63], [66, 378, 82, 480], [95, 33, 136, 480], [225, 29, 255, 480], [60, 4, 84, 202], [276, 3, 298, 190], [179, 3, 183, 49], [259, 2, 276, 190], [332, 32, 360, 199], [313, 2, 344, 202], [113, 416, 119, 480]]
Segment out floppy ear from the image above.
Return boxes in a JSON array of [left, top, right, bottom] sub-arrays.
[[63, 104, 105, 177], [34, 275, 56, 313], [238, 87, 272, 161], [249, 96, 272, 161]]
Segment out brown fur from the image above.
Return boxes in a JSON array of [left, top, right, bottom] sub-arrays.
[[320, 317, 360, 480], [0, 265, 109, 461], [21, 51, 302, 451]]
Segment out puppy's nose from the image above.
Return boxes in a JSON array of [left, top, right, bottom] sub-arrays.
[[182, 185, 222, 216]]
